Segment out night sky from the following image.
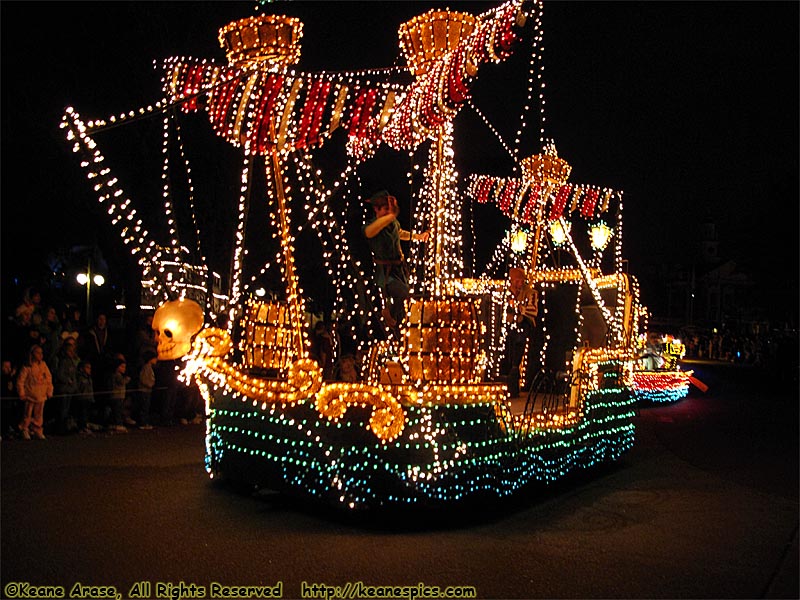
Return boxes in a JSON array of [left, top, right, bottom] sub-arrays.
[[1, 1, 797, 323]]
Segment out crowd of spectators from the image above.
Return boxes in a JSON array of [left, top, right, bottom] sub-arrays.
[[3, 284, 796, 440], [677, 326, 798, 369], [2, 287, 366, 441], [1, 287, 204, 441]]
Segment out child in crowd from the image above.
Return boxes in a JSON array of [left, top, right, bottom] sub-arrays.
[[16, 345, 53, 440], [107, 357, 131, 433], [2, 359, 20, 437], [136, 351, 157, 430], [74, 361, 96, 434]]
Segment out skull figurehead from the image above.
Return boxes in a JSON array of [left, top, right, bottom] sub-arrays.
[[152, 299, 205, 360]]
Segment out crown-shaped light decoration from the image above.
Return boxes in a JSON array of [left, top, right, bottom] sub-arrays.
[[520, 142, 572, 185], [398, 9, 478, 77], [218, 14, 303, 68]]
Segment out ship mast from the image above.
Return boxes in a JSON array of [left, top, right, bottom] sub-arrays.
[[219, 14, 307, 357], [520, 144, 572, 275], [397, 9, 479, 295]]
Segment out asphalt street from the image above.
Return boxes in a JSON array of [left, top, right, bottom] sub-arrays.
[[1, 362, 797, 599]]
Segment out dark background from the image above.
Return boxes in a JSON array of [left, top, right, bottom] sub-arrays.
[[1, 1, 797, 325]]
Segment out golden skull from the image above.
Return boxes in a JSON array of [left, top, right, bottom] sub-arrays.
[[152, 299, 205, 360]]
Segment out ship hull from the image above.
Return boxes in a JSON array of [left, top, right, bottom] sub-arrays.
[[201, 380, 636, 510], [631, 370, 691, 404]]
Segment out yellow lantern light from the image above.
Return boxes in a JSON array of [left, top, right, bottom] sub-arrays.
[[510, 229, 528, 253], [549, 219, 570, 246], [589, 221, 613, 250]]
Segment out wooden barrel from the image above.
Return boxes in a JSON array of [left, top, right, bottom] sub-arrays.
[[403, 296, 483, 383], [239, 299, 296, 371]]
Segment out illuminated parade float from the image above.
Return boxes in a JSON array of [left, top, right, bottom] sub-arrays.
[[631, 332, 705, 403], [62, 0, 648, 509]]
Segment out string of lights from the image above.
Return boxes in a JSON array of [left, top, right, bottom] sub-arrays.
[[63, 0, 656, 511]]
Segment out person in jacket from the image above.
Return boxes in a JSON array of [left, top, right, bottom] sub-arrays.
[[17, 344, 53, 440], [2, 358, 20, 438], [136, 351, 157, 430], [362, 190, 428, 331], [38, 306, 63, 371], [54, 337, 80, 434], [74, 360, 96, 434], [107, 356, 131, 433]]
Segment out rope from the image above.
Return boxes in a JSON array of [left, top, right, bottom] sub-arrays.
[[0, 386, 173, 402]]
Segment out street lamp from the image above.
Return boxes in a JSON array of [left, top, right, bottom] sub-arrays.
[[76, 273, 105, 286], [76, 259, 105, 322]]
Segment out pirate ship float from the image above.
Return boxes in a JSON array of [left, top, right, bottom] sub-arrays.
[[63, 0, 642, 509]]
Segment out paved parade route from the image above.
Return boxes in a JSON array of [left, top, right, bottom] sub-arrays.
[[1, 363, 797, 599]]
